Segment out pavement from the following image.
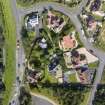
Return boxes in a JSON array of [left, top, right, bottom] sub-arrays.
[[9, 0, 105, 105]]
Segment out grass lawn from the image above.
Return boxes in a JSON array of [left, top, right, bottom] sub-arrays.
[[69, 73, 77, 83], [75, 32, 84, 47], [0, 0, 16, 104], [80, 91, 91, 105], [88, 61, 99, 69], [91, 14, 103, 21], [101, 3, 105, 11]]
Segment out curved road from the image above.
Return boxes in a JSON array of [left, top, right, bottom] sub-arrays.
[[31, 93, 57, 105], [10, 0, 105, 105]]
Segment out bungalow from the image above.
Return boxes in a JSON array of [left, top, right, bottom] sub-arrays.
[[59, 35, 77, 51]]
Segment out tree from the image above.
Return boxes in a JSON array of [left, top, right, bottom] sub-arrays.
[[21, 26, 28, 38], [18, 87, 32, 105]]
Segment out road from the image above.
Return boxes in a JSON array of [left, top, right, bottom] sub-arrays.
[[10, 0, 105, 105], [31, 92, 57, 105]]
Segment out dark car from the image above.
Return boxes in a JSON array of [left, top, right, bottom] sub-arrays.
[[17, 40, 20, 49]]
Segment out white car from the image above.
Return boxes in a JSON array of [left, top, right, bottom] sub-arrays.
[[81, 28, 84, 35]]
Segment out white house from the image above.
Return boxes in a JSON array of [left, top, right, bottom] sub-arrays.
[[26, 12, 39, 29]]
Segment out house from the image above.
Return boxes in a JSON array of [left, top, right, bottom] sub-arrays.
[[77, 66, 91, 84], [39, 38, 47, 49], [26, 12, 39, 29], [90, 0, 101, 11], [27, 70, 41, 84], [86, 15, 97, 31], [71, 50, 87, 68], [59, 35, 77, 51], [47, 11, 66, 33]]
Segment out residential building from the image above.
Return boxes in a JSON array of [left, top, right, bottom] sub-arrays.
[[47, 11, 66, 33], [25, 12, 39, 29], [59, 35, 77, 51]]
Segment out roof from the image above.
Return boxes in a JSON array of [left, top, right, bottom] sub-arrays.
[[26, 12, 39, 28], [90, 0, 101, 11], [77, 48, 98, 64], [60, 35, 76, 50], [79, 69, 91, 84]]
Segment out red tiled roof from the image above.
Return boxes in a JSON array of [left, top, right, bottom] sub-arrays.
[[62, 35, 76, 49]]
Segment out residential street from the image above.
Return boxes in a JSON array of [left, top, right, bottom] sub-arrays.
[[31, 92, 57, 105], [10, 0, 105, 105]]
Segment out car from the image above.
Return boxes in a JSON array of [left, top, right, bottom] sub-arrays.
[[17, 40, 20, 49], [18, 63, 20, 67], [89, 49, 94, 54], [81, 28, 84, 35], [11, 100, 16, 105], [16, 76, 19, 81], [83, 35, 86, 40]]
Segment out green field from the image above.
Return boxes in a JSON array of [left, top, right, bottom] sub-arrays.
[[0, 0, 16, 104]]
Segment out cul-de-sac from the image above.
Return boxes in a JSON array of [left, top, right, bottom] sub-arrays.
[[0, 0, 105, 105]]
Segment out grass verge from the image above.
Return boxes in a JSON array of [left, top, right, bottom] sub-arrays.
[[0, 0, 16, 104]]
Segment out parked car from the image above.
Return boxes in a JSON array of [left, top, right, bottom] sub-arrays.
[[17, 40, 20, 49]]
